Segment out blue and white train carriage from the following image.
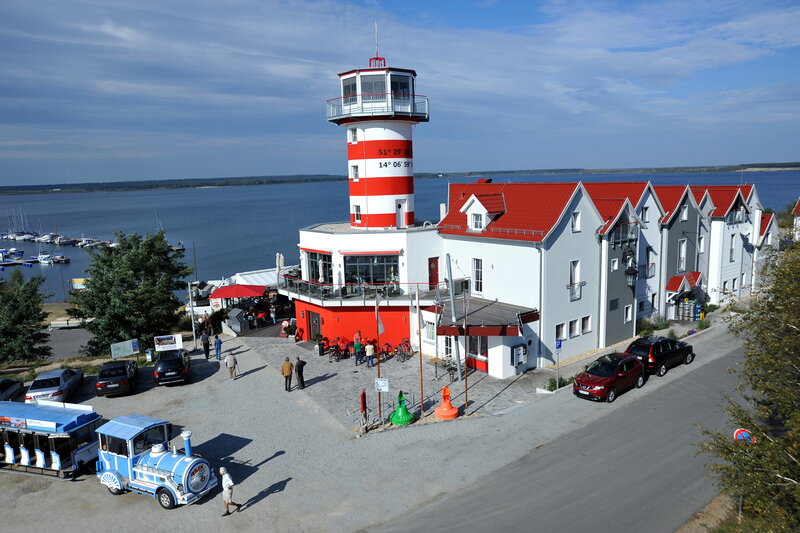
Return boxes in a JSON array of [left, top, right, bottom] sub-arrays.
[[96, 414, 217, 509]]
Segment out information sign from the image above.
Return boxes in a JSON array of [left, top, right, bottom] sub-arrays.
[[154, 334, 183, 352], [375, 378, 389, 393], [111, 338, 139, 359], [555, 339, 562, 350]]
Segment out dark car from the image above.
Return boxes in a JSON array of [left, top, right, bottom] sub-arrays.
[[95, 360, 138, 396], [0, 378, 24, 401], [573, 353, 645, 403], [153, 349, 190, 385], [625, 335, 695, 377]]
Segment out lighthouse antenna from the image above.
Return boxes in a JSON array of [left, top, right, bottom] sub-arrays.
[[369, 2, 385, 68]]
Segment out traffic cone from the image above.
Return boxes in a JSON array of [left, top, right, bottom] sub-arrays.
[[434, 386, 459, 420], [390, 390, 414, 426]]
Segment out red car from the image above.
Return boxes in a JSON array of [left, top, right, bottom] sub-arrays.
[[573, 353, 645, 403]]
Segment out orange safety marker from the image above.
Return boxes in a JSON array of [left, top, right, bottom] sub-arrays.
[[434, 386, 459, 420]]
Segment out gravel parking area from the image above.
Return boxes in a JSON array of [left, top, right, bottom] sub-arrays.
[[1, 319, 730, 532]]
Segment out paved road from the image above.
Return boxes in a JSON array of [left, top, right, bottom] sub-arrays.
[[376, 347, 742, 533]]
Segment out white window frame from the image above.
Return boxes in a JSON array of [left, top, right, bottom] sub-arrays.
[[571, 211, 581, 232], [641, 206, 649, 223], [351, 164, 359, 181], [555, 323, 566, 341], [353, 205, 361, 223], [581, 315, 591, 334], [698, 235, 705, 253], [472, 258, 483, 293], [444, 336, 452, 358], [424, 321, 436, 342], [624, 304, 633, 323], [678, 238, 687, 271], [611, 258, 619, 272], [349, 128, 358, 143], [569, 319, 579, 337], [732, 277, 737, 291], [472, 213, 483, 230], [650, 292, 657, 310], [680, 204, 688, 221], [729, 235, 735, 262]]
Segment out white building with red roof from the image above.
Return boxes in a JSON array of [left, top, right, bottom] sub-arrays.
[[793, 198, 800, 242]]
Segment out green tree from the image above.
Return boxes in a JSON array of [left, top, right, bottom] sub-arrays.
[[69, 231, 191, 356], [699, 244, 800, 529], [0, 270, 52, 362]]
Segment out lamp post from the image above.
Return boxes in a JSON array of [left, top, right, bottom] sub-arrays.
[[622, 247, 638, 289]]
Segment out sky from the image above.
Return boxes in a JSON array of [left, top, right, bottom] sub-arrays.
[[0, 0, 798, 185]]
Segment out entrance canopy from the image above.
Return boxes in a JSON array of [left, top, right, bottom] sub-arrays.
[[208, 284, 266, 300], [436, 297, 539, 337]]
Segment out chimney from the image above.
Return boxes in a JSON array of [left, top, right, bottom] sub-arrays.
[[181, 431, 193, 457]]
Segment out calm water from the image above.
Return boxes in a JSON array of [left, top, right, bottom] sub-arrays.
[[2, 170, 797, 301]]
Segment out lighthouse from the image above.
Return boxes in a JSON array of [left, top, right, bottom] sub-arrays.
[[326, 54, 429, 229]]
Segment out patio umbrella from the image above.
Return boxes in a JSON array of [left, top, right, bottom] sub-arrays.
[[208, 284, 266, 299]]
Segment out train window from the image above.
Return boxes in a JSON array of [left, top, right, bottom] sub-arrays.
[[101, 434, 129, 457], [70, 426, 94, 450], [133, 426, 167, 455]]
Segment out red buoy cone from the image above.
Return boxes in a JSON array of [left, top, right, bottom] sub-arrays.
[[434, 386, 459, 420]]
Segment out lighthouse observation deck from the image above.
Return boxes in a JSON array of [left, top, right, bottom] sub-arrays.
[[327, 93, 429, 123]]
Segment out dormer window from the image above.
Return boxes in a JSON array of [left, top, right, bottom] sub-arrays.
[[472, 213, 483, 230], [571, 211, 581, 232]]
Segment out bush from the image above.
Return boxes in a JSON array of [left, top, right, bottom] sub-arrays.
[[704, 304, 719, 313], [636, 318, 654, 336], [546, 375, 574, 391], [698, 317, 711, 330], [652, 315, 670, 330], [666, 328, 677, 339]]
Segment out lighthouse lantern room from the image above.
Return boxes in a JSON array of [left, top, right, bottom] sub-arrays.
[[326, 54, 429, 230]]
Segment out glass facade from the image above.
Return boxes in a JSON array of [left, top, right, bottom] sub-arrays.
[[361, 74, 386, 101], [343, 77, 357, 104], [306, 252, 332, 284], [344, 255, 399, 285], [391, 75, 410, 100]]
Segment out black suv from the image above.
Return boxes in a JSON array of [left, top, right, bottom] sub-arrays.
[[95, 360, 138, 396], [153, 349, 191, 385], [625, 335, 695, 377]]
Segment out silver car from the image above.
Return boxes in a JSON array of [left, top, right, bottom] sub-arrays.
[[25, 368, 84, 403], [0, 378, 23, 401]]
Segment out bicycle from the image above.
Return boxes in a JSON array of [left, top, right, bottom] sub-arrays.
[[379, 342, 393, 362], [395, 338, 413, 362], [329, 337, 341, 363]]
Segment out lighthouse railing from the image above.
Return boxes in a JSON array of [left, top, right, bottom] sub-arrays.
[[327, 94, 428, 121]]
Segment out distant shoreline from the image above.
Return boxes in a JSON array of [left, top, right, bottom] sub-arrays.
[[1, 163, 798, 195]]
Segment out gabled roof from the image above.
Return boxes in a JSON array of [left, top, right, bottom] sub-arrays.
[[439, 182, 584, 243], [760, 212, 774, 237], [794, 198, 800, 215], [689, 186, 747, 218], [591, 198, 643, 235], [583, 182, 649, 207], [653, 185, 695, 224], [459, 193, 506, 215], [665, 271, 703, 293]]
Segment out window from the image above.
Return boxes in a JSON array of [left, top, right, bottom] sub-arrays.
[[472, 213, 483, 230], [722, 280, 728, 293], [678, 238, 687, 271], [101, 434, 129, 456], [569, 319, 579, 337], [641, 206, 650, 223], [444, 336, 452, 358], [133, 426, 167, 455], [581, 316, 591, 334], [698, 235, 705, 253], [306, 251, 332, 284], [353, 205, 361, 223], [609, 298, 619, 311], [638, 300, 645, 312], [569, 259, 581, 300], [468, 336, 488, 358], [645, 246, 655, 278], [350, 165, 359, 181], [729, 235, 735, 262], [680, 204, 688, 221], [390, 74, 410, 100], [766, 232, 772, 245], [472, 258, 483, 292], [624, 305, 633, 323], [349, 128, 358, 143], [571, 211, 581, 232], [424, 321, 435, 342], [555, 323, 565, 341], [611, 258, 619, 272], [732, 277, 737, 291], [343, 254, 399, 286], [361, 74, 386, 101], [650, 292, 657, 310], [343, 77, 357, 104]]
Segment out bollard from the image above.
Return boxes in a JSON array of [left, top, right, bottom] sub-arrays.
[[390, 390, 414, 426], [434, 386, 459, 420]]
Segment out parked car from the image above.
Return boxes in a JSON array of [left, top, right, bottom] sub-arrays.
[[0, 378, 24, 401], [573, 353, 645, 403], [153, 349, 190, 385], [625, 335, 695, 377], [95, 360, 138, 396], [25, 368, 84, 403]]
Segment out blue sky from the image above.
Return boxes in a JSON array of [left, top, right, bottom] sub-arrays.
[[0, 0, 798, 185]]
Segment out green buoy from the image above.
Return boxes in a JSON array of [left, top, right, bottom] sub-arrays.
[[390, 390, 414, 426]]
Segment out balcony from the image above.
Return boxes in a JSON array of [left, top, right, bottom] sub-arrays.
[[278, 274, 447, 307], [327, 93, 429, 123], [566, 281, 586, 301], [639, 262, 656, 279]]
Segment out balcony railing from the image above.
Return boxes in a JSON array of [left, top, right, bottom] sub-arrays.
[[566, 281, 586, 301], [640, 262, 656, 279], [278, 274, 450, 305], [327, 93, 429, 122]]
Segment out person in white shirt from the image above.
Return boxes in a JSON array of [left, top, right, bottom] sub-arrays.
[[219, 466, 242, 516]]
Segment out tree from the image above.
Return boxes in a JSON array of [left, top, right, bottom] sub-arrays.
[[0, 270, 51, 362], [69, 231, 191, 357], [699, 244, 800, 529]]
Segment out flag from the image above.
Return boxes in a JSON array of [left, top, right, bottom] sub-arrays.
[[375, 293, 385, 335]]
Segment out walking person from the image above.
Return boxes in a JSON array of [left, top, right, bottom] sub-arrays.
[[353, 338, 362, 365], [270, 304, 277, 325], [214, 335, 222, 361], [225, 352, 238, 380], [201, 331, 210, 360], [219, 467, 242, 516], [295, 356, 306, 389], [281, 357, 294, 391], [365, 342, 375, 367]]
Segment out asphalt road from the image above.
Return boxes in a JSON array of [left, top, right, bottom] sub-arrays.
[[376, 346, 743, 533]]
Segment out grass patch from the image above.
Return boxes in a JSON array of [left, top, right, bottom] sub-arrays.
[[698, 317, 711, 330]]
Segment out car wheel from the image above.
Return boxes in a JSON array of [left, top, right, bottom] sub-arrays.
[[684, 352, 695, 365], [606, 388, 617, 403], [657, 363, 667, 377], [107, 486, 124, 496], [636, 374, 645, 388], [157, 488, 176, 509]]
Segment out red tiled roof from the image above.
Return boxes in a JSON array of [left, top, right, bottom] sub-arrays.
[[653, 185, 688, 223], [583, 182, 648, 206], [439, 182, 579, 242], [475, 193, 505, 213], [665, 271, 702, 292], [760, 212, 774, 237], [592, 198, 626, 234], [794, 198, 800, 215], [689, 186, 743, 217]]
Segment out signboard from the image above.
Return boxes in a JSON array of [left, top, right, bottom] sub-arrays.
[[374, 378, 389, 393], [26, 419, 57, 432], [210, 298, 222, 311], [111, 338, 139, 359], [71, 278, 88, 290], [734, 428, 756, 444], [0, 416, 27, 429], [154, 334, 183, 352], [555, 339, 562, 350], [279, 320, 289, 338]]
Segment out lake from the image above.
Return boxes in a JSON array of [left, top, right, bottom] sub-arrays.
[[1, 170, 797, 301]]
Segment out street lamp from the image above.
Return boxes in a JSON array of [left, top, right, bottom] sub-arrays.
[[622, 247, 638, 288]]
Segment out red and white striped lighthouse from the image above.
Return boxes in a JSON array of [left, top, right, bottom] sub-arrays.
[[327, 55, 429, 229]]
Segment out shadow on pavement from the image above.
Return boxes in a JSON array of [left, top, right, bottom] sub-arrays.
[[304, 372, 337, 387], [242, 477, 292, 511], [236, 365, 266, 379]]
